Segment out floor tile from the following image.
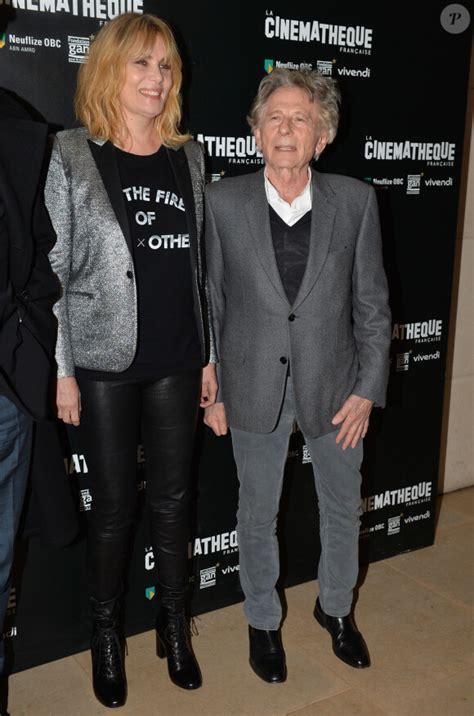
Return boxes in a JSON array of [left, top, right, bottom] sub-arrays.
[[388, 522, 474, 607], [439, 487, 474, 520], [285, 562, 473, 704], [435, 494, 471, 531], [385, 669, 474, 716], [287, 687, 387, 715], [5, 489, 473, 715]]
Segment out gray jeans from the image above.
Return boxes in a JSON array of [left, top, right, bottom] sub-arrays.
[[231, 378, 363, 630]]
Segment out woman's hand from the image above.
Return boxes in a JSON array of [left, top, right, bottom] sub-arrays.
[[200, 363, 218, 407], [57, 376, 81, 426]]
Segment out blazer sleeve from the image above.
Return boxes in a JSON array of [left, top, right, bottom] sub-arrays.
[[44, 137, 76, 378], [351, 186, 391, 407], [204, 187, 225, 399], [199, 151, 217, 365]]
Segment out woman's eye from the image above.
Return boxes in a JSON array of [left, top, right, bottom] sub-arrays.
[[135, 59, 147, 66], [160, 63, 171, 71]]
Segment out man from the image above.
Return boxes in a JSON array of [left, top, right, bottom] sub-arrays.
[[0, 89, 60, 687], [204, 69, 391, 683]]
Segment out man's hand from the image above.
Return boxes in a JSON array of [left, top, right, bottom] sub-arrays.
[[200, 363, 218, 407], [331, 394, 374, 450], [204, 402, 228, 436], [57, 376, 81, 426]]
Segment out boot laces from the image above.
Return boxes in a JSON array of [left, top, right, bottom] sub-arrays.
[[94, 626, 123, 679]]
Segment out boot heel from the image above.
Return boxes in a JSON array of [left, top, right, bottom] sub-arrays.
[[156, 632, 166, 659]]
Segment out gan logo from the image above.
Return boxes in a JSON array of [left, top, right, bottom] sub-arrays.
[[406, 174, 421, 195], [145, 586, 156, 600], [68, 35, 90, 64], [264, 58, 274, 73], [387, 515, 401, 535], [199, 566, 216, 589], [302, 444, 312, 464], [79, 488, 92, 512], [396, 352, 410, 372], [317, 60, 333, 76]]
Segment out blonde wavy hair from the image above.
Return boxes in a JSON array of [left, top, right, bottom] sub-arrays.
[[75, 13, 190, 147]]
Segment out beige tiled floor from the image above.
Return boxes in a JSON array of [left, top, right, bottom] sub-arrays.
[[6, 488, 474, 716]]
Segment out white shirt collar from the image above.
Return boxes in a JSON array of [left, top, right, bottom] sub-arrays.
[[264, 168, 313, 227]]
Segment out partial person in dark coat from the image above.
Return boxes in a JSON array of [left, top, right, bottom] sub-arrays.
[[0, 88, 61, 682]]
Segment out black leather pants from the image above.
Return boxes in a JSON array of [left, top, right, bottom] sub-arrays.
[[76, 370, 201, 607]]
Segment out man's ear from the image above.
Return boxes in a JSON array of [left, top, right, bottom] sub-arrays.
[[254, 127, 262, 152], [315, 132, 329, 156]]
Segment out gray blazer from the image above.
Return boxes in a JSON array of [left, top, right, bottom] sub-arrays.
[[205, 169, 391, 438], [45, 128, 214, 378]]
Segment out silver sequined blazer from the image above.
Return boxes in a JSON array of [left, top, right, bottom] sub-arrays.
[[45, 128, 215, 378]]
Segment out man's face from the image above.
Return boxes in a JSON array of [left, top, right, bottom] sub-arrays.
[[254, 86, 328, 173]]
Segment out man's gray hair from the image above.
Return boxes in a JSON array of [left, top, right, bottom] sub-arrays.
[[247, 68, 341, 144]]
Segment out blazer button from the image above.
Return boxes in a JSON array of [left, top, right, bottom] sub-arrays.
[[288, 313, 295, 322], [126, 270, 133, 279], [280, 357, 288, 365]]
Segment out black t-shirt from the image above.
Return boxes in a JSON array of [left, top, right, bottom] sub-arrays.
[[77, 146, 202, 381]]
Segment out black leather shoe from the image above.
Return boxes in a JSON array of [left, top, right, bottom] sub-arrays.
[[90, 597, 127, 708], [156, 606, 202, 690], [248, 626, 287, 683], [314, 598, 370, 668]]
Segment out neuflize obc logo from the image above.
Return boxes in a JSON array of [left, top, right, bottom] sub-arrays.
[[264, 58, 274, 73], [0, 33, 6, 49]]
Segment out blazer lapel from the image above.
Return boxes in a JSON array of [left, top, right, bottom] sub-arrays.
[[244, 170, 289, 305], [166, 146, 197, 257], [87, 139, 133, 254], [292, 171, 337, 310]]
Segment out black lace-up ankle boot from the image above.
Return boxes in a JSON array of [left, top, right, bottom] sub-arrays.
[[155, 604, 202, 690], [90, 596, 127, 708]]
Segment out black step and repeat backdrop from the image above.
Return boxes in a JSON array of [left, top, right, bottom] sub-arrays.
[[0, 1, 471, 672]]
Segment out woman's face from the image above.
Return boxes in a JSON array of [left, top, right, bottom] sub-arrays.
[[119, 34, 173, 125]]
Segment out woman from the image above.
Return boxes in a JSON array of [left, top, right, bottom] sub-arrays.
[[45, 13, 216, 708]]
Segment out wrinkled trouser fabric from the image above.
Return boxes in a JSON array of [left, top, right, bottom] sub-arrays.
[[231, 378, 363, 630]]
